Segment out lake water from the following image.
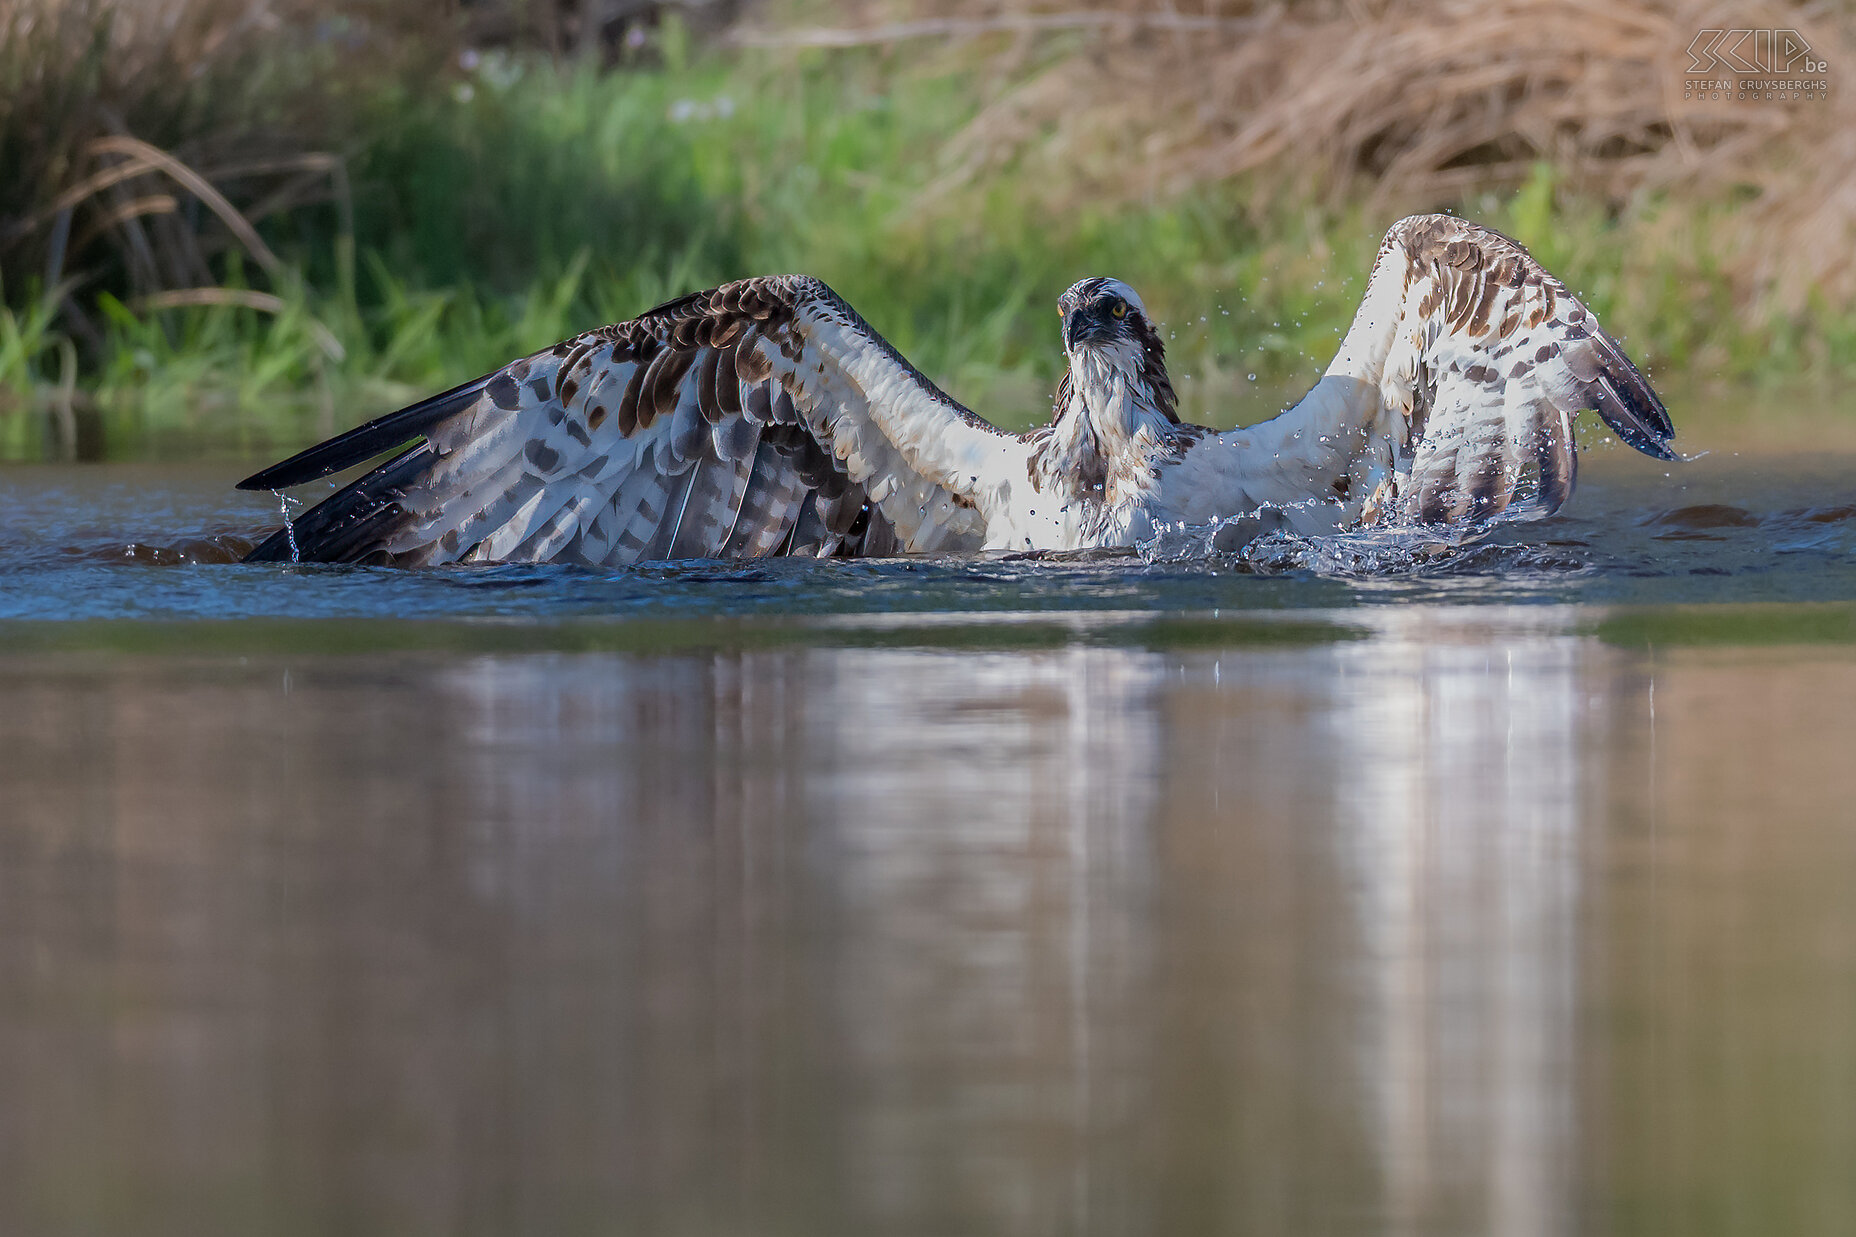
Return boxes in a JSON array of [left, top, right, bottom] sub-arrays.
[[3, 449, 1855, 1236]]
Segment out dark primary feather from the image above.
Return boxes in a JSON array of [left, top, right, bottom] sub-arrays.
[[237, 375, 491, 492], [244, 443, 434, 563], [1564, 327, 1677, 460]]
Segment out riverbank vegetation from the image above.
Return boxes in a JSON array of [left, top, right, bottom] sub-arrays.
[[2, 0, 1850, 460]]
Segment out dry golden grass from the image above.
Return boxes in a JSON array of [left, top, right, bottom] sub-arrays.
[[0, 1, 481, 346], [4, 1, 342, 344], [750, 0, 1853, 316], [0, 0, 699, 346]]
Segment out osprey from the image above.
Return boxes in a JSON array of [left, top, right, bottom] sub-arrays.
[[240, 215, 1675, 564]]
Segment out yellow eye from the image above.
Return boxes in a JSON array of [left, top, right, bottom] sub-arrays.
[[1110, 301, 1127, 319]]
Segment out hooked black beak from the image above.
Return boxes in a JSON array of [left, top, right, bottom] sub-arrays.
[[1063, 308, 1109, 350]]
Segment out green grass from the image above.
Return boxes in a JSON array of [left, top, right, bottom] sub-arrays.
[[4, 38, 1852, 461], [1596, 603, 1856, 650]]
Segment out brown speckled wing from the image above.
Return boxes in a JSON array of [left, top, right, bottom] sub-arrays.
[[1385, 215, 1675, 522], [240, 276, 1014, 564], [1194, 214, 1676, 532]]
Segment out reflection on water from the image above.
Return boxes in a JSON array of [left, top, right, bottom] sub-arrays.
[[6, 612, 1856, 1236]]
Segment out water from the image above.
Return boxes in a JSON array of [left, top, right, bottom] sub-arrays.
[[3, 450, 1856, 1236]]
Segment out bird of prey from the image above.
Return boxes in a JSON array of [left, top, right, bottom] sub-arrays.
[[240, 215, 1676, 564]]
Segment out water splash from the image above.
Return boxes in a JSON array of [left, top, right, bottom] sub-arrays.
[[1138, 495, 1583, 578], [1240, 526, 1495, 576], [275, 491, 301, 563], [1139, 496, 1346, 564]]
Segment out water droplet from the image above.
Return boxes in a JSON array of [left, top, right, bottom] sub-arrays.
[[275, 491, 301, 563]]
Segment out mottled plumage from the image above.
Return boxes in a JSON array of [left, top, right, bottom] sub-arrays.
[[240, 216, 1675, 564]]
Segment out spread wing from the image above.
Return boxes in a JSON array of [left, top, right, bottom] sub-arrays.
[[239, 276, 1026, 564], [1167, 214, 1676, 530]]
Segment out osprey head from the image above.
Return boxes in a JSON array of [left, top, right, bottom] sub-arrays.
[[1059, 277, 1152, 353], [1055, 276, 1178, 423]]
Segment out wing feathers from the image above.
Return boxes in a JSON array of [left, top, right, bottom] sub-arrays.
[[721, 441, 809, 557], [614, 355, 649, 437], [242, 444, 434, 562], [694, 347, 724, 424], [1184, 215, 1674, 531], [245, 275, 1012, 564], [1579, 331, 1678, 458], [712, 343, 743, 417], [236, 375, 490, 492], [712, 406, 759, 462]]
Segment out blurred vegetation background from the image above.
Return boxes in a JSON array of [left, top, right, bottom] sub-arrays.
[[1, 0, 1849, 461]]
